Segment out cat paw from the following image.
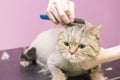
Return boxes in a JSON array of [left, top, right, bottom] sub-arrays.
[[20, 61, 31, 67], [52, 78, 66, 80], [52, 76, 66, 80], [91, 77, 106, 80], [38, 69, 49, 75]]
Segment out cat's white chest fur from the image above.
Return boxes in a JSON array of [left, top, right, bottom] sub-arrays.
[[29, 27, 85, 76]]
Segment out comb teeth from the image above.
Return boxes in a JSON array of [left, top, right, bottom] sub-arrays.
[[73, 18, 85, 24]]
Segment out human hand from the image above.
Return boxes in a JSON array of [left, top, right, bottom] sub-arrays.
[[46, 0, 75, 25], [72, 48, 109, 70], [72, 59, 97, 70]]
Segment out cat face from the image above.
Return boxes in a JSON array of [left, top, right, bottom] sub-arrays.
[[57, 25, 102, 63]]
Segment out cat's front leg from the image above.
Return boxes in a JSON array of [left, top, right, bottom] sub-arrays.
[[90, 65, 105, 80], [48, 64, 66, 80]]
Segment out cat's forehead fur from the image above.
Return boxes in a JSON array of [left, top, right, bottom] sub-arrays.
[[59, 23, 102, 40], [59, 24, 87, 42]]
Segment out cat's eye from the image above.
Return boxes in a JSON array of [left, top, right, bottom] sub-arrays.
[[64, 42, 69, 46], [78, 44, 86, 48]]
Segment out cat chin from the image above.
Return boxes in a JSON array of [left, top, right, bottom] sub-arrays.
[[69, 59, 79, 63], [68, 58, 89, 63], [62, 56, 77, 63], [63, 55, 85, 63]]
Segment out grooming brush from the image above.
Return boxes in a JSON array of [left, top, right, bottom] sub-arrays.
[[40, 14, 85, 24]]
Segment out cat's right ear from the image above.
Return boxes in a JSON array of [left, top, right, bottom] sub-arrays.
[[87, 25, 103, 38]]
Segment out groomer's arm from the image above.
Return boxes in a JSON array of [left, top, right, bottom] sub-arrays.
[[46, 0, 75, 25], [78, 46, 120, 70], [99, 45, 120, 64]]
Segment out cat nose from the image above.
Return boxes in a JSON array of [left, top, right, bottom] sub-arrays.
[[70, 52, 74, 55], [69, 48, 77, 55]]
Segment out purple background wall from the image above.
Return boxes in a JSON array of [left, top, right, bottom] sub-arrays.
[[0, 0, 120, 50]]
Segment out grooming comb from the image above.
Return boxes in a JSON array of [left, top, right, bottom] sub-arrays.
[[40, 14, 85, 24]]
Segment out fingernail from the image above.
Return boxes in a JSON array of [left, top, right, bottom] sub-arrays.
[[69, 17, 74, 23], [54, 21, 59, 24], [70, 19, 74, 23]]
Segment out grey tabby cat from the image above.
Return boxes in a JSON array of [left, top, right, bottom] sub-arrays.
[[20, 21, 105, 80]]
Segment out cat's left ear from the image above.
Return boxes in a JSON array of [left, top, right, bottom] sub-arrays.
[[87, 25, 103, 38]]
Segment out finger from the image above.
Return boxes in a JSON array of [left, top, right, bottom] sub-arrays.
[[46, 8, 59, 24], [82, 60, 91, 69], [61, 0, 75, 22], [60, 0, 72, 24], [68, 1, 75, 22], [54, 2, 70, 24], [60, 0, 71, 17], [81, 63, 87, 70], [50, 5, 65, 25], [78, 60, 91, 70], [60, 0, 69, 11]]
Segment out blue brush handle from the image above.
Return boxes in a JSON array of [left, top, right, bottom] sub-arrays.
[[40, 14, 50, 20], [40, 14, 85, 24]]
